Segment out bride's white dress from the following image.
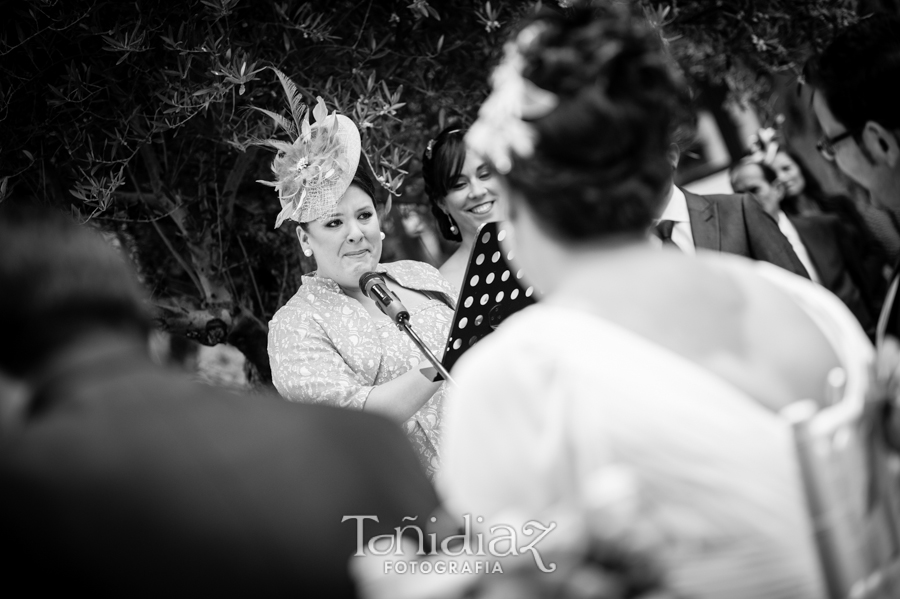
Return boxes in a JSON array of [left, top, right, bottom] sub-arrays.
[[438, 257, 873, 599]]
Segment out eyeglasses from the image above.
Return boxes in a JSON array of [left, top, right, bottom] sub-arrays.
[[817, 128, 859, 161]]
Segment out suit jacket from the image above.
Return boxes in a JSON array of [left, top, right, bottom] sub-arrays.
[[789, 213, 880, 337], [684, 189, 810, 279], [0, 341, 438, 598]]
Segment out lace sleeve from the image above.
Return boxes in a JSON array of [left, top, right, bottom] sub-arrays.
[[267, 310, 374, 410]]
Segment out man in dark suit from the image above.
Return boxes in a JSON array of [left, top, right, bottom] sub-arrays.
[[0, 206, 438, 597], [684, 188, 810, 278], [790, 215, 880, 331], [657, 122, 810, 278]]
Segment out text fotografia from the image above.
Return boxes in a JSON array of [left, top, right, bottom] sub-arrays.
[[385, 560, 503, 575], [343, 514, 557, 574]]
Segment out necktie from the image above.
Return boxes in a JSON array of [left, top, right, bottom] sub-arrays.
[[654, 220, 680, 250]]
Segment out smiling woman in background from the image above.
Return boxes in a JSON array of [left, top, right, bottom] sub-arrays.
[[263, 96, 456, 479], [422, 125, 508, 292]]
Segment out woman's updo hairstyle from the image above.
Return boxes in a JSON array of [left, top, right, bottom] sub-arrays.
[[507, 3, 686, 240], [421, 124, 466, 242]]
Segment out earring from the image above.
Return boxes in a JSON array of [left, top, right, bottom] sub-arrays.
[[379, 231, 386, 240], [441, 209, 460, 237], [303, 249, 313, 257]]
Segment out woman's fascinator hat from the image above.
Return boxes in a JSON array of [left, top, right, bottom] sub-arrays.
[[255, 69, 361, 227], [466, 23, 559, 174]]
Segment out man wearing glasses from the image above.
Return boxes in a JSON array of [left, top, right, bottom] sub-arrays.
[[808, 15, 900, 345], [808, 15, 900, 448]]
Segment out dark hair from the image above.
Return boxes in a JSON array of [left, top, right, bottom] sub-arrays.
[[0, 205, 152, 377], [664, 53, 697, 154], [421, 124, 466, 242], [670, 90, 698, 154], [779, 149, 822, 201], [506, 3, 685, 241], [776, 149, 823, 216], [807, 15, 900, 131], [350, 163, 380, 207]]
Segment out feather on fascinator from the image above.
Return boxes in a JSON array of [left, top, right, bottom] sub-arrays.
[[255, 69, 362, 227]]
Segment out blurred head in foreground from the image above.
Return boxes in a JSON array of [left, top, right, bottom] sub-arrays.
[[0, 205, 150, 381]]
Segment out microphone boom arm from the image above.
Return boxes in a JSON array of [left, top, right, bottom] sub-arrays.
[[359, 271, 456, 386], [396, 314, 456, 387]]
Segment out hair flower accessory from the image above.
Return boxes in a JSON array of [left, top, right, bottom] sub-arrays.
[[255, 68, 361, 227], [747, 127, 779, 166], [423, 128, 461, 161], [466, 23, 559, 174], [747, 117, 785, 166]]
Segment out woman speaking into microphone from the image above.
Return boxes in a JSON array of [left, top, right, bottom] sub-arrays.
[[264, 94, 456, 479]]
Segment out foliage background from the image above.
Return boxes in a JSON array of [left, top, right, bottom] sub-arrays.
[[2, 0, 897, 384]]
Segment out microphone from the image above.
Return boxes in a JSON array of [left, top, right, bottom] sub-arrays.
[[359, 272, 410, 324], [358, 271, 456, 386]]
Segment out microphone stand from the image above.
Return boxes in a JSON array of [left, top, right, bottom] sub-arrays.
[[359, 271, 457, 387], [395, 314, 457, 387]]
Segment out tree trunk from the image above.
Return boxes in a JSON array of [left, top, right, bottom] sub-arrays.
[[159, 306, 273, 389]]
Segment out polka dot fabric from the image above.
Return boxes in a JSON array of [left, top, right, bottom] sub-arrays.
[[443, 222, 536, 373]]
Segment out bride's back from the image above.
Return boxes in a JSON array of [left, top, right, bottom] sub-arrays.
[[463, 3, 853, 413], [555, 246, 843, 412]]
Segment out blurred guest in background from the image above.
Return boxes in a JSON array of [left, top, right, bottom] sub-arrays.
[[774, 148, 896, 265], [0, 205, 439, 597], [438, 4, 874, 598], [769, 149, 822, 216], [731, 159, 880, 335], [264, 98, 455, 479], [421, 124, 508, 292], [398, 203, 446, 266], [751, 133, 894, 286]]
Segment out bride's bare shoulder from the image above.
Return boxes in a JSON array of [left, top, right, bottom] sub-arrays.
[[562, 251, 844, 409], [702, 256, 843, 407]]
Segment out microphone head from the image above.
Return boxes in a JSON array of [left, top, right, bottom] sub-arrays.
[[358, 271, 385, 296]]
